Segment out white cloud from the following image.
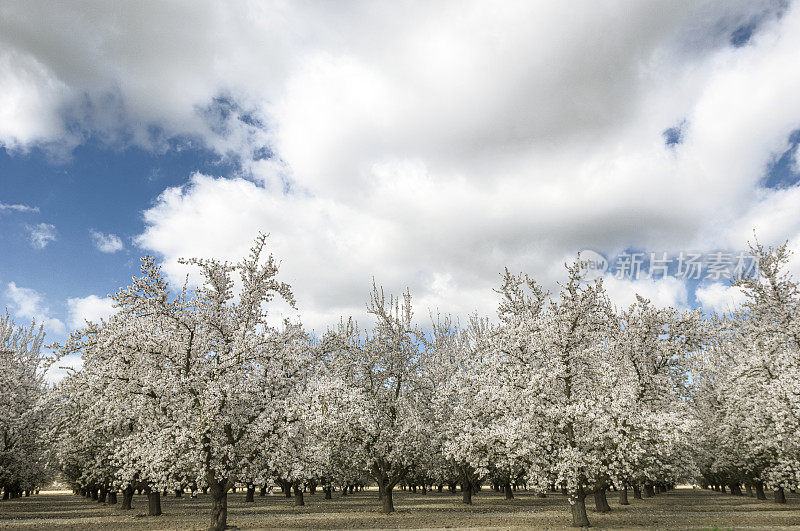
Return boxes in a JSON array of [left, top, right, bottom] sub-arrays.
[[25, 222, 56, 249], [66, 294, 116, 329], [4, 282, 66, 336], [6, 1, 800, 328], [695, 283, 747, 314], [89, 229, 124, 253], [602, 276, 690, 311], [0, 201, 38, 213]]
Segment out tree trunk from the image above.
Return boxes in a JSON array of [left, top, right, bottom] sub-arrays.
[[147, 491, 162, 516], [380, 485, 394, 514], [745, 484, 753, 497], [462, 482, 472, 505], [245, 485, 255, 502], [91, 489, 98, 500], [632, 484, 642, 499], [619, 485, 629, 505], [99, 488, 107, 503], [324, 486, 332, 499], [775, 487, 786, 504], [755, 482, 766, 500], [209, 479, 229, 531], [504, 482, 514, 500], [594, 486, 611, 513], [122, 487, 134, 510], [175, 488, 182, 498], [569, 488, 590, 528], [260, 485, 267, 497], [108, 491, 117, 504], [294, 484, 305, 506], [644, 484, 654, 497]]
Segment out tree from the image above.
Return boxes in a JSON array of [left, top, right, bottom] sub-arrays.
[[57, 234, 306, 530], [0, 312, 52, 499], [320, 283, 431, 513], [492, 262, 617, 527]]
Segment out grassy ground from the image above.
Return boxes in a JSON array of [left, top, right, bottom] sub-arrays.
[[1, 487, 799, 530]]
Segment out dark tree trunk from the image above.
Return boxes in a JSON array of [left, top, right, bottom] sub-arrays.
[[108, 491, 117, 504], [260, 485, 267, 497], [438, 484, 443, 493], [122, 487, 134, 510], [294, 484, 305, 506], [632, 484, 642, 499], [341, 485, 348, 497], [745, 484, 753, 497], [210, 488, 228, 531], [147, 491, 162, 516], [775, 487, 786, 504], [570, 488, 590, 528], [324, 486, 332, 499], [462, 482, 472, 504], [504, 482, 514, 500], [619, 485, 629, 505], [755, 482, 766, 500], [209, 478, 229, 531], [175, 488, 182, 498], [98, 489, 107, 503], [245, 485, 255, 502], [594, 486, 611, 513], [644, 484, 654, 497], [91, 489, 98, 500], [380, 484, 394, 514]]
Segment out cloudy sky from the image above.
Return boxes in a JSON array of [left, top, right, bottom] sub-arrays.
[[2, 0, 800, 377]]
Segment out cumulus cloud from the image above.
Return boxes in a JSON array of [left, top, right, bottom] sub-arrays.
[[26, 222, 56, 249], [0, 201, 38, 213], [4, 282, 66, 336], [89, 229, 123, 253], [695, 282, 747, 314], [602, 276, 690, 311], [66, 294, 116, 329], [5, 1, 800, 327]]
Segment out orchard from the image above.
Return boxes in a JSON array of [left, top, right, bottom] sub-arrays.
[[2, 235, 800, 529]]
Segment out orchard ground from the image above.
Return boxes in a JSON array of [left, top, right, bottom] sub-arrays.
[[1, 487, 799, 529]]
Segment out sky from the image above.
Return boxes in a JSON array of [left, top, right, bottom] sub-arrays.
[[2, 0, 800, 379]]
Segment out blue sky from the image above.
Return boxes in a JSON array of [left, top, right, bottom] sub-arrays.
[[2, 1, 800, 376]]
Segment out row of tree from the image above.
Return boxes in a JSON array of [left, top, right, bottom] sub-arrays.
[[2, 234, 798, 528]]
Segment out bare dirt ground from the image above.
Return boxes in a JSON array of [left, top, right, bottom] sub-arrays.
[[1, 487, 799, 530]]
